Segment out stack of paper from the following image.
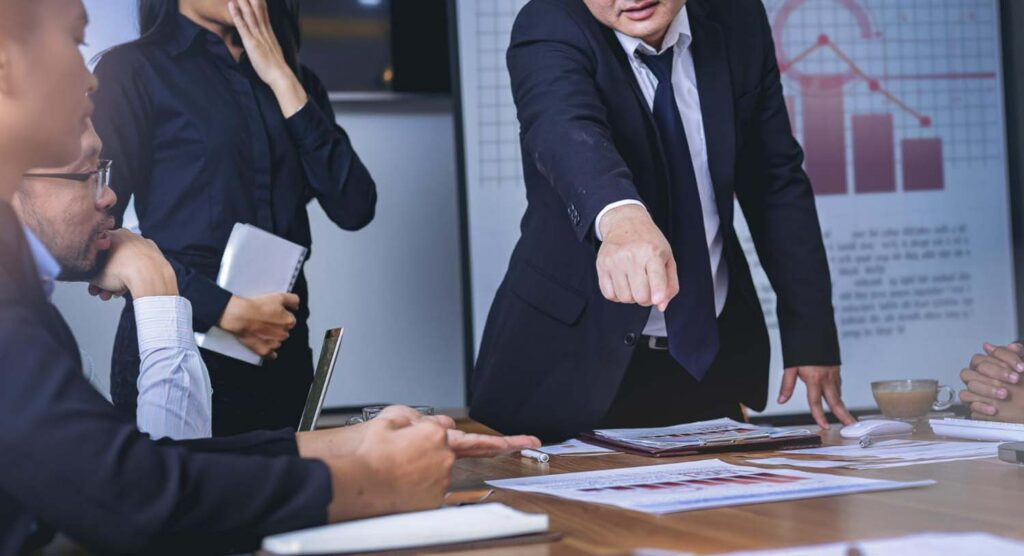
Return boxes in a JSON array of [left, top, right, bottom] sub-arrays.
[[582, 418, 819, 456], [747, 439, 1000, 470], [487, 459, 932, 515], [721, 532, 1024, 555]]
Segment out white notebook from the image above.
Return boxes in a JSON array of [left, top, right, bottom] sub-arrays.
[[261, 503, 549, 555], [195, 223, 307, 365]]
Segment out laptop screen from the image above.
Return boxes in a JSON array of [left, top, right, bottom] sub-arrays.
[[297, 328, 344, 432]]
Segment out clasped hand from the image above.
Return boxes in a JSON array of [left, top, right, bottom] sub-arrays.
[[959, 342, 1024, 422]]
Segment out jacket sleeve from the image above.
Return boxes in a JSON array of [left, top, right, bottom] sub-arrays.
[[92, 50, 232, 332], [732, 0, 841, 368], [286, 68, 378, 231], [0, 303, 331, 554], [507, 0, 643, 242]]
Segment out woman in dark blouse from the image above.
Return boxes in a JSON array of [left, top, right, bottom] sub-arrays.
[[93, 0, 377, 435]]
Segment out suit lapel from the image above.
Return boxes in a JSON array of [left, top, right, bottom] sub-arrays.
[[596, 24, 673, 228], [689, 4, 736, 223]]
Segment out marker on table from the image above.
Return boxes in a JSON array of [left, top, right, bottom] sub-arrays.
[[520, 449, 550, 463]]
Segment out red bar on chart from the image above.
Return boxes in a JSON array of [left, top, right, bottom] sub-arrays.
[[801, 75, 847, 195], [901, 138, 944, 191], [852, 113, 896, 193]]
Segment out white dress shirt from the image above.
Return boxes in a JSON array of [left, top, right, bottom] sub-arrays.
[[595, 6, 729, 337], [23, 226, 213, 440]]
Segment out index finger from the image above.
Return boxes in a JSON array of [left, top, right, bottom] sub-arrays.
[[988, 346, 1024, 373], [660, 256, 680, 312], [646, 256, 669, 308]]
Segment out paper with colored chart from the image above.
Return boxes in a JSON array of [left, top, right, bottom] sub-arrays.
[[486, 459, 933, 515]]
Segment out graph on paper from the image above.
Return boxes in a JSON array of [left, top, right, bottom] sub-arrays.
[[454, 0, 1016, 415]]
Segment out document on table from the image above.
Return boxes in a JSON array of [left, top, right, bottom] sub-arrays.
[[486, 459, 933, 515], [747, 439, 1001, 470], [538, 439, 616, 456], [721, 532, 1024, 555], [591, 418, 812, 450]]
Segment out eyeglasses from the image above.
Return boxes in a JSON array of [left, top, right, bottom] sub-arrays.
[[24, 159, 112, 201]]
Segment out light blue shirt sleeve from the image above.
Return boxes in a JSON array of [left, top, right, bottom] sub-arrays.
[[133, 296, 213, 440]]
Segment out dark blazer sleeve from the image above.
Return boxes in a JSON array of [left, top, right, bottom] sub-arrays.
[[92, 51, 233, 332], [507, 0, 644, 242], [286, 67, 377, 231], [166, 427, 300, 457], [0, 304, 331, 554], [732, 1, 840, 367]]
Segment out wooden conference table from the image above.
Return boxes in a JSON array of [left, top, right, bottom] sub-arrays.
[[442, 417, 1024, 555]]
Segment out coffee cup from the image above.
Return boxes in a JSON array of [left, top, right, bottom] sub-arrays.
[[871, 379, 954, 419]]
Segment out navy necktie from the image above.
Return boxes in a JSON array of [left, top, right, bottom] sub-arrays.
[[638, 47, 719, 380]]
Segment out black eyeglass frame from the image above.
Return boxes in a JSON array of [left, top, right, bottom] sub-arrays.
[[23, 159, 112, 200]]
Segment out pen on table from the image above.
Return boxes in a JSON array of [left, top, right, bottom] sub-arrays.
[[520, 449, 550, 463]]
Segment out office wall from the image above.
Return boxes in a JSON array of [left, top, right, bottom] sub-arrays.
[[56, 2, 467, 410]]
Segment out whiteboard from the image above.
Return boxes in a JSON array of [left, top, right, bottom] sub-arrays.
[[452, 0, 1018, 416]]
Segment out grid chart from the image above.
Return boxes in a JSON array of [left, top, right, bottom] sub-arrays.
[[764, 0, 1003, 195], [473, 0, 529, 189]]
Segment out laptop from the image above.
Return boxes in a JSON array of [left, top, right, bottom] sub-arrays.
[[297, 327, 344, 432]]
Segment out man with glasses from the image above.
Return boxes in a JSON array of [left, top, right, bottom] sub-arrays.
[[15, 120, 213, 440]]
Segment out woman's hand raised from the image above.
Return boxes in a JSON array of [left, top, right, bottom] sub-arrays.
[[228, 0, 308, 116]]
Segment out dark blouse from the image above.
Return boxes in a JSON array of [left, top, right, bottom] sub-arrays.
[[92, 14, 377, 331]]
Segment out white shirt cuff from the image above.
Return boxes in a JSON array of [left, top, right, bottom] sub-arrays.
[[594, 200, 646, 241], [134, 296, 196, 351]]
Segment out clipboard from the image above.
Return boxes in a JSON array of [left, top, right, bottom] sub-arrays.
[[576, 418, 823, 457], [577, 430, 822, 457]]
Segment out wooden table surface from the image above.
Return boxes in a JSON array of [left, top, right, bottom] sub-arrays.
[[447, 427, 1024, 555]]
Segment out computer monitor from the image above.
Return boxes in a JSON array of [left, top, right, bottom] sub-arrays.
[[297, 328, 344, 432]]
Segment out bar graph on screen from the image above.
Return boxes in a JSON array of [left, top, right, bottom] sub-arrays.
[[769, 0, 999, 195]]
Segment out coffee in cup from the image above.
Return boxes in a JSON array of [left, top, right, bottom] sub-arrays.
[[871, 379, 954, 419]]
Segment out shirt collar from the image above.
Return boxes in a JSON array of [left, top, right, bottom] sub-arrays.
[[163, 13, 209, 58], [21, 225, 61, 301], [615, 4, 692, 58]]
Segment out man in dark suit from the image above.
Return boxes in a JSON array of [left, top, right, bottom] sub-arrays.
[[471, 0, 857, 440]]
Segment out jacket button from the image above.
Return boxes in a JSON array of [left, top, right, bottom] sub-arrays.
[[624, 333, 638, 346]]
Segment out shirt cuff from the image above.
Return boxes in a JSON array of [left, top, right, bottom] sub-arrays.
[[134, 296, 196, 351], [284, 99, 335, 153], [594, 200, 646, 241]]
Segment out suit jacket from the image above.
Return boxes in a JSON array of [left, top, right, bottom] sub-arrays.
[[0, 201, 330, 555], [470, 0, 840, 440]]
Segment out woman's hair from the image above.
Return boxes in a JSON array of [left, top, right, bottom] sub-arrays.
[[131, 0, 303, 74]]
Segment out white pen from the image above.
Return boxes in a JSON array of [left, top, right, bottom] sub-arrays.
[[520, 449, 550, 463]]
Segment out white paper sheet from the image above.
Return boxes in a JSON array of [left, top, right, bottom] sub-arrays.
[[787, 440, 1000, 461], [746, 457, 852, 469], [747, 440, 1000, 470], [720, 532, 1024, 555], [486, 459, 933, 515], [538, 439, 616, 456]]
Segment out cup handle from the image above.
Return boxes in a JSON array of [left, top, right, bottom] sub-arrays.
[[346, 416, 365, 426], [933, 385, 955, 411]]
